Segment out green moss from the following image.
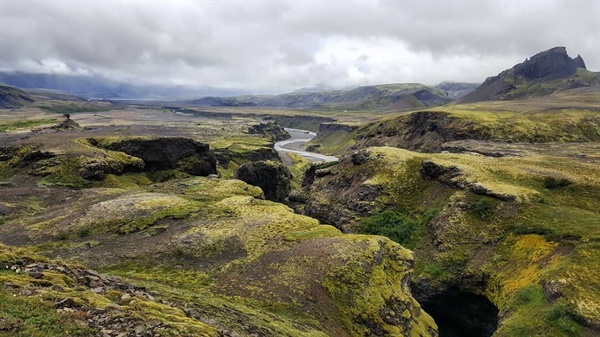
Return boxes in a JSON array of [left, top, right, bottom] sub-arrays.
[[210, 136, 271, 151], [284, 225, 340, 241], [0, 289, 96, 337], [306, 128, 356, 156], [359, 209, 438, 249], [99, 173, 152, 188], [543, 176, 573, 189], [0, 119, 57, 132], [286, 153, 311, 190], [31, 100, 114, 114], [468, 197, 500, 220], [497, 285, 584, 337], [36, 157, 90, 189]]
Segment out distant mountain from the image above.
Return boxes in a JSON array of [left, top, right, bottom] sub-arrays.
[[0, 84, 35, 108], [0, 72, 245, 100], [191, 83, 453, 111], [435, 82, 479, 99], [460, 47, 599, 103]]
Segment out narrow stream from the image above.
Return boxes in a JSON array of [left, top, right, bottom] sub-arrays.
[[274, 128, 338, 163]]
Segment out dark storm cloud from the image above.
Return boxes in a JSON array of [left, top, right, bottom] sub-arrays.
[[1, 0, 598, 93]]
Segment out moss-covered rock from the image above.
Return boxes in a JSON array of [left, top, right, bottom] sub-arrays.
[[0, 176, 437, 336], [298, 145, 600, 336]]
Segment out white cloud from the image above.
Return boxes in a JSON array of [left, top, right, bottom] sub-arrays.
[[0, 0, 598, 93]]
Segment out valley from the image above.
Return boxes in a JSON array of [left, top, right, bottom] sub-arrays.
[[0, 46, 599, 337]]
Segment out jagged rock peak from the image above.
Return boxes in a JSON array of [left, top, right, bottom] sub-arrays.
[[513, 46, 586, 80]]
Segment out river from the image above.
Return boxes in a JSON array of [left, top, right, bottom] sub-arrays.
[[274, 128, 338, 163]]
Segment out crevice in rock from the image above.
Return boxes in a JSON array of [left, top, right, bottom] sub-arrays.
[[419, 288, 498, 337]]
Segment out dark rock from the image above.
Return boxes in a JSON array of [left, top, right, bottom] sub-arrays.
[[421, 160, 462, 184], [90, 137, 217, 176], [460, 47, 593, 103], [19, 288, 36, 296], [54, 297, 76, 308], [28, 271, 44, 279], [13, 149, 56, 169], [234, 160, 291, 202], [287, 190, 309, 203], [49, 117, 82, 131], [315, 168, 334, 177], [248, 122, 290, 141], [513, 47, 585, 81], [78, 159, 108, 180], [301, 164, 317, 188], [351, 150, 370, 165], [470, 183, 516, 202], [542, 279, 566, 301]]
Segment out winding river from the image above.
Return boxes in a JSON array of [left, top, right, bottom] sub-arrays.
[[274, 128, 338, 163]]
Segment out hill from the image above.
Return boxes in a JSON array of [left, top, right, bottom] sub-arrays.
[[460, 47, 599, 103], [435, 82, 479, 99], [191, 83, 454, 111], [0, 84, 35, 108], [0, 72, 244, 100]]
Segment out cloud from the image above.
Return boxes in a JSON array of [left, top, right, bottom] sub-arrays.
[[1, 0, 598, 94]]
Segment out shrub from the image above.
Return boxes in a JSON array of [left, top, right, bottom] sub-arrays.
[[543, 176, 572, 189], [360, 209, 437, 246], [469, 197, 497, 220], [77, 227, 90, 238]]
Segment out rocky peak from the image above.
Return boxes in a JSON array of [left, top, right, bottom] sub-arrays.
[[512, 46, 586, 80]]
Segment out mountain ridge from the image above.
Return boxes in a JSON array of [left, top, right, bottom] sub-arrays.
[[190, 83, 453, 111], [460, 47, 598, 103]]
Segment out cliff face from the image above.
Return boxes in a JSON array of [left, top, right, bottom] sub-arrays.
[[512, 47, 585, 81], [234, 160, 292, 202]]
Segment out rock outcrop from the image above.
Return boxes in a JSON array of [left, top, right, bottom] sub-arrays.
[[233, 160, 292, 202], [247, 122, 290, 141], [460, 47, 597, 103], [89, 136, 217, 176], [512, 46, 585, 81]]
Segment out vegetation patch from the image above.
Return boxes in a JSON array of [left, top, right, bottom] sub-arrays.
[[360, 209, 438, 248], [543, 176, 573, 189], [0, 289, 96, 337], [0, 119, 57, 132]]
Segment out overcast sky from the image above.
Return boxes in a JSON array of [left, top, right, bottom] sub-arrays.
[[1, 0, 599, 94]]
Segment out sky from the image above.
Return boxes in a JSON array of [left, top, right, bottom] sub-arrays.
[[1, 0, 599, 94]]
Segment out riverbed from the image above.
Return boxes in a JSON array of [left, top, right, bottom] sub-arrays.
[[274, 128, 338, 163]]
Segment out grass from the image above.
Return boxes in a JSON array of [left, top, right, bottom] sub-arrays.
[[286, 153, 311, 189], [359, 209, 438, 249], [306, 126, 357, 156], [31, 100, 115, 114], [0, 289, 96, 337], [0, 119, 57, 132], [496, 285, 583, 336]]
